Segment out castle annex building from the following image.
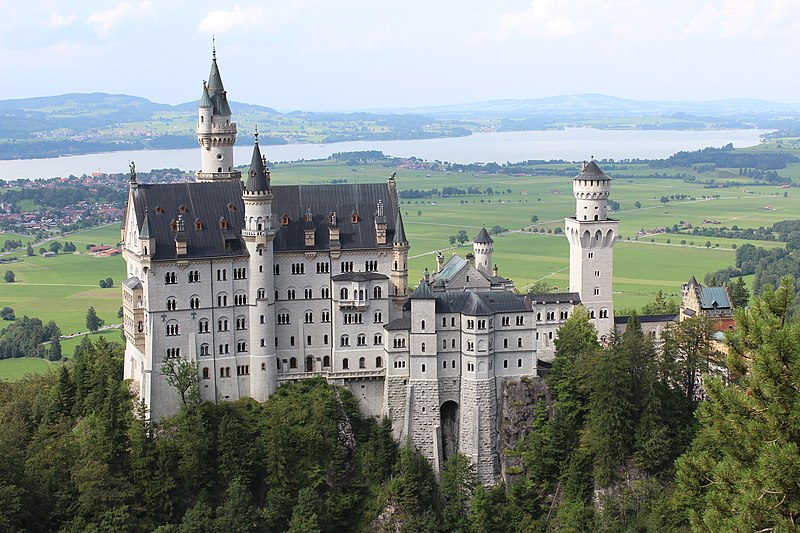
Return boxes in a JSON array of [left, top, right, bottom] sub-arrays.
[[122, 50, 617, 484]]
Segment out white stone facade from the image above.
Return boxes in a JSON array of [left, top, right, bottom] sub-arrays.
[[121, 49, 617, 484]]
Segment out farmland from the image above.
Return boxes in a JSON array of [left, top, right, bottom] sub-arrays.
[[2, 141, 800, 379]]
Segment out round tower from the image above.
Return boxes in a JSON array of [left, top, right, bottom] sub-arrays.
[[196, 45, 241, 183], [473, 226, 494, 277], [242, 131, 277, 400], [564, 159, 618, 341]]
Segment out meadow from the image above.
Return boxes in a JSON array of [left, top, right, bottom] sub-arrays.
[[2, 144, 800, 379], [0, 357, 62, 381]]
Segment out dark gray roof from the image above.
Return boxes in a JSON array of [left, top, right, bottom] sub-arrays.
[[393, 210, 407, 245], [410, 280, 436, 299], [331, 272, 389, 282], [122, 276, 141, 290], [245, 139, 270, 192], [574, 159, 610, 180], [139, 210, 152, 239], [615, 314, 678, 324], [474, 226, 494, 244], [385, 316, 411, 331], [206, 55, 232, 115], [528, 292, 581, 304], [131, 182, 246, 260], [422, 290, 531, 316], [272, 182, 399, 252]]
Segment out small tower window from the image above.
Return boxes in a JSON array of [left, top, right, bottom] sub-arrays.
[[351, 211, 359, 223], [282, 213, 290, 226], [219, 218, 228, 230], [179, 205, 188, 214], [195, 219, 203, 231]]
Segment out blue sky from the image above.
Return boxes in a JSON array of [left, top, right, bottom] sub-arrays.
[[3, 1, 799, 110]]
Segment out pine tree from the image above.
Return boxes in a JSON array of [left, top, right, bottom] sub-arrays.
[[85, 306, 103, 333], [676, 278, 800, 531], [730, 276, 750, 309]]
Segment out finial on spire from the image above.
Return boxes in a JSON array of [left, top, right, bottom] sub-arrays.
[[129, 161, 137, 184], [212, 35, 216, 59], [254, 125, 259, 144]]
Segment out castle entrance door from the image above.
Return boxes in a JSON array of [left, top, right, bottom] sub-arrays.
[[441, 401, 459, 460]]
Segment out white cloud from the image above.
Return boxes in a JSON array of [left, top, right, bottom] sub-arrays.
[[86, 1, 153, 38], [496, 0, 592, 39], [43, 12, 77, 29], [198, 5, 264, 34]]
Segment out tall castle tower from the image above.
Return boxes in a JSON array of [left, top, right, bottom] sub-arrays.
[[564, 160, 618, 340], [196, 45, 241, 183], [243, 131, 278, 400], [473, 227, 494, 277], [389, 175, 409, 320]]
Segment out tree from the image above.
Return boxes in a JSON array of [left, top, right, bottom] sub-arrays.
[[730, 276, 750, 309], [105, 278, 113, 288], [635, 201, 642, 209], [661, 315, 719, 402], [48, 337, 62, 361], [99, 280, 107, 288], [117, 307, 124, 319], [4, 270, 14, 283], [705, 240, 712, 248], [440, 453, 476, 533], [676, 279, 800, 531], [0, 307, 14, 320], [86, 306, 104, 333], [449, 235, 456, 245], [49, 242, 62, 254], [531, 215, 539, 223], [25, 243, 34, 257], [161, 357, 200, 406], [456, 230, 469, 245]]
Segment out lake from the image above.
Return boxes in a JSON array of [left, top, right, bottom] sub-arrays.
[[0, 128, 767, 180]]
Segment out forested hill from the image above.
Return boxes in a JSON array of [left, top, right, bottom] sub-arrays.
[[2, 281, 800, 531]]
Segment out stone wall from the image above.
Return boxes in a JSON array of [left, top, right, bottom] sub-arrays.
[[497, 376, 548, 482], [459, 377, 498, 484]]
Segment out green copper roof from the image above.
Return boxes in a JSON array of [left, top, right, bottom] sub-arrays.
[[393, 210, 407, 244], [199, 82, 213, 108]]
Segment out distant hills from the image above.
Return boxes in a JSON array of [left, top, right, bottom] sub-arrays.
[[0, 92, 798, 160]]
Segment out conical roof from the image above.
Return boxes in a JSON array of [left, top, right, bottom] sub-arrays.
[[574, 159, 610, 180], [139, 210, 152, 239], [245, 136, 270, 192], [206, 52, 232, 115], [393, 210, 408, 245], [410, 279, 436, 299], [474, 226, 493, 244], [199, 82, 213, 108]]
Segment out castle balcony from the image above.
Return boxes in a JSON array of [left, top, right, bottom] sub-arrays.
[[339, 299, 369, 310], [278, 369, 384, 381]]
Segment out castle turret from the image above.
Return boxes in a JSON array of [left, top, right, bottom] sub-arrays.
[[473, 226, 494, 277], [196, 45, 241, 183], [242, 131, 277, 400], [391, 209, 409, 319], [564, 159, 618, 340]]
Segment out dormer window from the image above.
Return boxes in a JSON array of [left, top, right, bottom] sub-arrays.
[[179, 205, 188, 214], [194, 219, 203, 231], [329, 212, 337, 226], [282, 213, 290, 226], [227, 203, 236, 212], [219, 217, 228, 230], [170, 219, 178, 232], [155, 206, 165, 214], [351, 211, 359, 224]]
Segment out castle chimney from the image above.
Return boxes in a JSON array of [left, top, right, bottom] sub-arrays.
[[492, 264, 498, 277], [436, 251, 444, 273]]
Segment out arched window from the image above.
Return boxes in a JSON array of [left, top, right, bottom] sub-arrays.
[[202, 367, 209, 379], [340, 335, 350, 347], [421, 363, 426, 372], [518, 358, 523, 368], [517, 337, 523, 348], [359, 357, 366, 369], [373, 286, 382, 299], [165, 321, 180, 336], [289, 357, 297, 369], [166, 297, 177, 311], [421, 342, 426, 353], [343, 358, 349, 370], [375, 356, 383, 368], [340, 287, 349, 300], [421, 320, 425, 330], [323, 355, 331, 367], [198, 319, 209, 333]]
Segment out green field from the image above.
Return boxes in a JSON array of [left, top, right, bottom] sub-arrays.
[[0, 357, 62, 381], [3, 145, 800, 379]]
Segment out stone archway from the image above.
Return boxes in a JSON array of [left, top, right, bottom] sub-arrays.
[[441, 400, 459, 460]]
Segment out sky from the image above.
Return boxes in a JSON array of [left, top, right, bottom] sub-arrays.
[[3, 0, 799, 111]]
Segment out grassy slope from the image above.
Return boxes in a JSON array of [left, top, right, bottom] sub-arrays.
[[0, 357, 62, 381]]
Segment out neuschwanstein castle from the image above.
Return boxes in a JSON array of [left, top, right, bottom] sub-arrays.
[[121, 50, 617, 483]]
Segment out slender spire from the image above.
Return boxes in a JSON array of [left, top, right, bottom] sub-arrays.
[[140, 208, 151, 238], [207, 41, 231, 115], [199, 81, 213, 108], [245, 131, 270, 192], [393, 210, 408, 245]]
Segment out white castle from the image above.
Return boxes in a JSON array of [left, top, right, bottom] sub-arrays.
[[121, 50, 616, 484]]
